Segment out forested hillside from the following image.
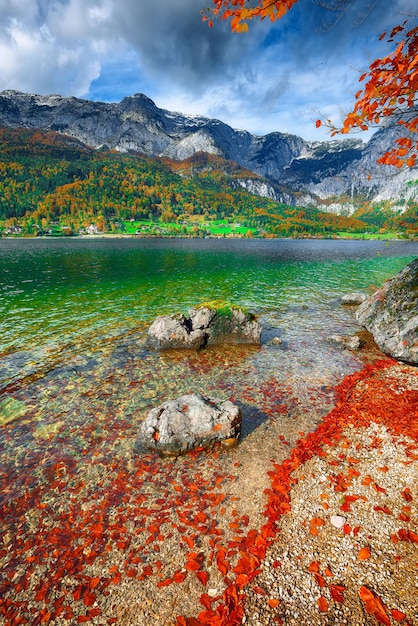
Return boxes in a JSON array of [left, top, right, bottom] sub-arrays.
[[0, 126, 416, 238]]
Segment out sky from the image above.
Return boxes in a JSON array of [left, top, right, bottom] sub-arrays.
[[0, 0, 416, 142]]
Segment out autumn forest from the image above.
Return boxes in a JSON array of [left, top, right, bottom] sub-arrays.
[[0, 125, 416, 239]]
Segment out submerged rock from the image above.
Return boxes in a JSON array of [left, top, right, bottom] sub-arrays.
[[0, 397, 27, 426], [328, 334, 362, 351], [147, 301, 261, 350], [341, 292, 366, 305], [356, 258, 418, 364], [135, 393, 242, 456]]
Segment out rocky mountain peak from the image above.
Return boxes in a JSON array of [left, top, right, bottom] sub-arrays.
[[0, 89, 416, 209]]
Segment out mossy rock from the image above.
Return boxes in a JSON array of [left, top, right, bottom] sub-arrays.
[[196, 300, 255, 320], [0, 397, 27, 426]]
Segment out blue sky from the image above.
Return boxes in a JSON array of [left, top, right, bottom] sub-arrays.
[[0, 0, 415, 141]]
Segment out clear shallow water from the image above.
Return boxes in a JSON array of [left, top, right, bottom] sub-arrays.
[[0, 238, 417, 399]]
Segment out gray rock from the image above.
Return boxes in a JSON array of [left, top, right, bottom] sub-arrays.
[[341, 292, 366, 305], [356, 258, 418, 364], [147, 304, 261, 350], [269, 337, 283, 346], [136, 393, 242, 456], [329, 334, 362, 351], [147, 313, 205, 350]]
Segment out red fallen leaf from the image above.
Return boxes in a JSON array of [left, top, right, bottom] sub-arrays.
[[40, 612, 52, 623], [361, 475, 374, 486], [359, 586, 376, 613], [358, 546, 371, 560], [398, 513, 410, 521], [125, 568, 137, 577], [317, 596, 329, 612], [324, 567, 334, 577], [235, 573, 249, 588], [184, 536, 195, 549], [374, 505, 392, 515], [89, 577, 100, 589], [83, 590, 96, 607], [88, 609, 101, 618], [200, 593, 212, 610], [253, 585, 267, 595], [401, 488, 412, 501], [110, 571, 121, 585], [196, 570, 209, 586], [185, 559, 201, 572], [142, 565, 153, 577], [343, 524, 351, 535], [268, 598, 280, 608], [157, 577, 173, 587], [34, 587, 49, 601], [89, 521, 103, 537], [408, 530, 418, 543], [77, 616, 91, 624], [308, 561, 320, 573], [216, 547, 229, 576], [372, 483, 387, 494], [173, 571, 188, 584], [314, 573, 326, 588], [391, 608, 407, 621], [375, 610, 391, 626], [330, 585, 345, 602]]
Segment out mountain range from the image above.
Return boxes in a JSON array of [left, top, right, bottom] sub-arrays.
[[0, 89, 416, 212]]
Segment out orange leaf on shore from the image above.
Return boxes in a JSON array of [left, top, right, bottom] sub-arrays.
[[317, 596, 329, 612], [330, 585, 345, 602], [358, 547, 371, 560], [391, 608, 407, 621], [268, 598, 280, 608]]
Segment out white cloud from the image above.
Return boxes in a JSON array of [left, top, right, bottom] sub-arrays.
[[0, 0, 416, 140]]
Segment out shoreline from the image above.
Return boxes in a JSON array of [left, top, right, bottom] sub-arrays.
[[0, 233, 415, 242]]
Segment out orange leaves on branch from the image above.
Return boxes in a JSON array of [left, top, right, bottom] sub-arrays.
[[324, 21, 418, 168], [202, 1, 299, 33]]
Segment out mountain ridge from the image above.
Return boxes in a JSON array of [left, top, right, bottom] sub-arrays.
[[0, 89, 416, 209]]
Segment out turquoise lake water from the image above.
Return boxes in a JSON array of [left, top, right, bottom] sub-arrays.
[[1, 238, 417, 409]]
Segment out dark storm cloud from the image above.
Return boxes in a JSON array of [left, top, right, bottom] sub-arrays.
[[111, 0, 260, 91]]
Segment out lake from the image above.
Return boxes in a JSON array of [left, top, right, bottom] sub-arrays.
[[0, 237, 417, 624]]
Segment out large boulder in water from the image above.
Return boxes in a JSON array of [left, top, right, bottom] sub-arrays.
[[147, 301, 261, 350], [135, 393, 242, 456], [356, 259, 418, 364]]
